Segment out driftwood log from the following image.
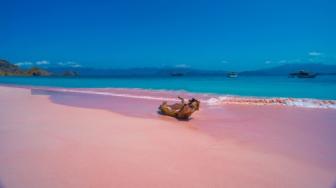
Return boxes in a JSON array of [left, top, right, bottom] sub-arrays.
[[158, 96, 200, 120]]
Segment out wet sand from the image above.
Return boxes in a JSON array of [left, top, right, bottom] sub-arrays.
[[0, 86, 335, 188]]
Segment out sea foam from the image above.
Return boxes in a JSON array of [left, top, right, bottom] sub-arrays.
[[204, 96, 336, 109], [34, 87, 336, 109]]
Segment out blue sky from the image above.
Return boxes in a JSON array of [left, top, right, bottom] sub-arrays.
[[1, 0, 335, 70]]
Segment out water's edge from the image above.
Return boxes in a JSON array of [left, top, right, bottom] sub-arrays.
[[3, 84, 336, 109]]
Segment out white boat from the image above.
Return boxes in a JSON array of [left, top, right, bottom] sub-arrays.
[[227, 72, 238, 78]]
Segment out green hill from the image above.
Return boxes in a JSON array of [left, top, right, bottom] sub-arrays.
[[0, 59, 50, 76]]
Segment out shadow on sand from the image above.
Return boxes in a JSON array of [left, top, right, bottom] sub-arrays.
[[31, 88, 198, 123], [332, 181, 336, 188], [157, 111, 193, 121], [0, 179, 5, 188], [31, 88, 161, 119]]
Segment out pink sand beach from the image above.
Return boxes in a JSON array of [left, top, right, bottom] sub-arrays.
[[0, 85, 336, 188]]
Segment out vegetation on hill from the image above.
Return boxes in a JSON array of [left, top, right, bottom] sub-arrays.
[[0, 60, 24, 76], [0, 60, 50, 76]]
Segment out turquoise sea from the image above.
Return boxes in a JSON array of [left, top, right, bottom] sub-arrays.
[[1, 76, 336, 100]]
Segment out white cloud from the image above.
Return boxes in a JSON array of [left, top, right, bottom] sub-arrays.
[[278, 60, 288, 64], [221, 60, 229, 64], [70, 64, 82, 68], [175, 64, 189, 68], [308, 51, 322, 56], [288, 59, 301, 63], [15, 61, 33, 66], [264, 60, 272, 64], [15, 60, 50, 67], [36, 60, 49, 65], [308, 58, 321, 63], [264, 59, 304, 65], [58, 61, 82, 68]]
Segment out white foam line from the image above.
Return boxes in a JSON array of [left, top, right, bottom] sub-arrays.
[[35, 87, 336, 109], [204, 96, 336, 109], [39, 88, 180, 102]]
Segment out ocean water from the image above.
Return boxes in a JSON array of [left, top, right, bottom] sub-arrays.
[[0, 76, 336, 100]]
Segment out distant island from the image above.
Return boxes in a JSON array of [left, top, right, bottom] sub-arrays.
[[0, 59, 78, 77], [0, 59, 50, 76]]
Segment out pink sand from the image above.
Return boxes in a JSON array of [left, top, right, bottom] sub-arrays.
[[0, 86, 335, 188]]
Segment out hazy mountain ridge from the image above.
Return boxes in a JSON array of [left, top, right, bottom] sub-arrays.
[[240, 63, 336, 76], [2, 59, 336, 77], [48, 63, 336, 77], [46, 67, 229, 77]]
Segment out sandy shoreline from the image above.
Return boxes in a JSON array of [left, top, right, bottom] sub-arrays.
[[0, 86, 335, 188]]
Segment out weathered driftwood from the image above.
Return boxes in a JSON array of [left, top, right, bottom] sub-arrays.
[[158, 96, 200, 120]]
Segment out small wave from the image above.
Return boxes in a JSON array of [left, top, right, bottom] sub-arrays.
[[35, 87, 336, 109], [204, 96, 336, 109], [37, 87, 180, 102]]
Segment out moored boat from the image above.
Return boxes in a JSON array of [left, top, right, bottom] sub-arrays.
[[227, 72, 238, 78], [170, 72, 184, 77], [289, 70, 317, 78]]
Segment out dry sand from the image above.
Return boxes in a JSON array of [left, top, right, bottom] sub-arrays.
[[0, 86, 335, 188]]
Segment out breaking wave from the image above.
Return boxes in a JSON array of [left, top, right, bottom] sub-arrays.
[[204, 96, 336, 109]]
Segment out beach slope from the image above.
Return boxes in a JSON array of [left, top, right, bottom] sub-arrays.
[[0, 86, 335, 188]]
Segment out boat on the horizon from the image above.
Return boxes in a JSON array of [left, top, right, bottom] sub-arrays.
[[170, 72, 184, 77], [227, 72, 238, 78], [289, 70, 317, 78]]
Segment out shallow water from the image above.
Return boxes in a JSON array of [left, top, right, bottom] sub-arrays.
[[0, 75, 336, 100]]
